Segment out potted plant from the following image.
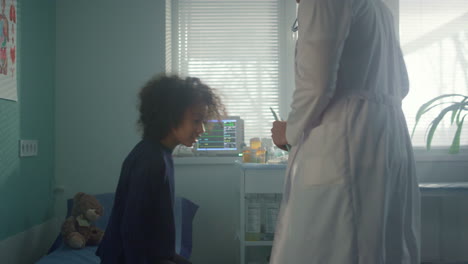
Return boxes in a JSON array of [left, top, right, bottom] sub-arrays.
[[412, 94, 468, 154]]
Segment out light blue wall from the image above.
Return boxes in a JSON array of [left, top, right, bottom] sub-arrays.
[[0, 0, 55, 240], [54, 1, 241, 262], [54, 2, 243, 262], [55, 0, 166, 201]]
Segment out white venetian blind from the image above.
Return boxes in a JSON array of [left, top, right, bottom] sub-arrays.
[[400, 0, 468, 148], [171, 0, 281, 141], [166, 0, 172, 74]]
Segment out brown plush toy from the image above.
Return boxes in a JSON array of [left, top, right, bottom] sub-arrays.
[[61, 192, 105, 249]]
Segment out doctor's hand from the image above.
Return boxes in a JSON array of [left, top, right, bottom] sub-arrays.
[[271, 121, 289, 151]]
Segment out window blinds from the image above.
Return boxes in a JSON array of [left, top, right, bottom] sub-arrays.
[[166, 0, 172, 74], [169, 0, 467, 149], [400, 0, 468, 148], [171, 0, 281, 141]]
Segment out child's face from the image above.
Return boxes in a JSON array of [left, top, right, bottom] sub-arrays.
[[171, 104, 207, 147]]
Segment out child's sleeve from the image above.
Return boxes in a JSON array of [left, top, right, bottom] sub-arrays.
[[120, 157, 176, 262]]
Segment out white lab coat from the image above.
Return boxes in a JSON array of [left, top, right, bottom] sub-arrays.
[[270, 0, 420, 263]]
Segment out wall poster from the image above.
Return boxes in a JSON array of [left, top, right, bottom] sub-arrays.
[[0, 0, 17, 101]]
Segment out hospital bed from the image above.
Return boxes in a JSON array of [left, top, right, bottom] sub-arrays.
[[35, 193, 198, 264]]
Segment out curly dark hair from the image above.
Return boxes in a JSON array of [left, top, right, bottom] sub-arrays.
[[137, 74, 225, 141]]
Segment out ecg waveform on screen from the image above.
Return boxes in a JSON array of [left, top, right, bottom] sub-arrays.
[[197, 121, 237, 150]]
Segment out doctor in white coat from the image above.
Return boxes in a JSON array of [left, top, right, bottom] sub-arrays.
[[270, 0, 420, 263]]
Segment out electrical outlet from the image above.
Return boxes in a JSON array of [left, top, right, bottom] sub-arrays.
[[19, 140, 38, 157]]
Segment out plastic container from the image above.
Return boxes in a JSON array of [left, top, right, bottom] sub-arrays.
[[263, 194, 279, 240], [245, 194, 262, 241], [242, 148, 252, 163], [255, 147, 267, 163], [250, 137, 262, 150]]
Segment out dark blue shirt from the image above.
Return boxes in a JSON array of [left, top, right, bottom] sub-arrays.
[[96, 139, 175, 264]]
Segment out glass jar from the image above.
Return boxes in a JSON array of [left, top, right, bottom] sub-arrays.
[[242, 148, 252, 163]]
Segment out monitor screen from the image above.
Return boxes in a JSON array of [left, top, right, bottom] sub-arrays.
[[194, 117, 243, 155]]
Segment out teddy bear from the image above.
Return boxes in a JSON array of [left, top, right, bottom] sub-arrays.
[[61, 192, 105, 249]]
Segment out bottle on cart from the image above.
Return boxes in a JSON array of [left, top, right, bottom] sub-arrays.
[[245, 194, 262, 241], [264, 194, 279, 240], [256, 147, 267, 163]]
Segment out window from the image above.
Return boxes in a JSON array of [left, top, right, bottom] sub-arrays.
[[399, 0, 468, 148], [168, 0, 296, 141], [169, 0, 467, 150]]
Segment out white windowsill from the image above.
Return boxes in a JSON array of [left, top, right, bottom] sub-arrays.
[[413, 148, 468, 162], [174, 156, 242, 165], [173, 148, 468, 165]]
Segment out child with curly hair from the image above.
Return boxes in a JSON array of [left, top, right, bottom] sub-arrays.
[[96, 74, 224, 264]]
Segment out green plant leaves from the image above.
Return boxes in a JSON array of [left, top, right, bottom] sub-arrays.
[[425, 104, 461, 150], [455, 98, 468, 125], [412, 101, 456, 137], [449, 114, 466, 154], [411, 94, 467, 153], [411, 94, 465, 138]]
